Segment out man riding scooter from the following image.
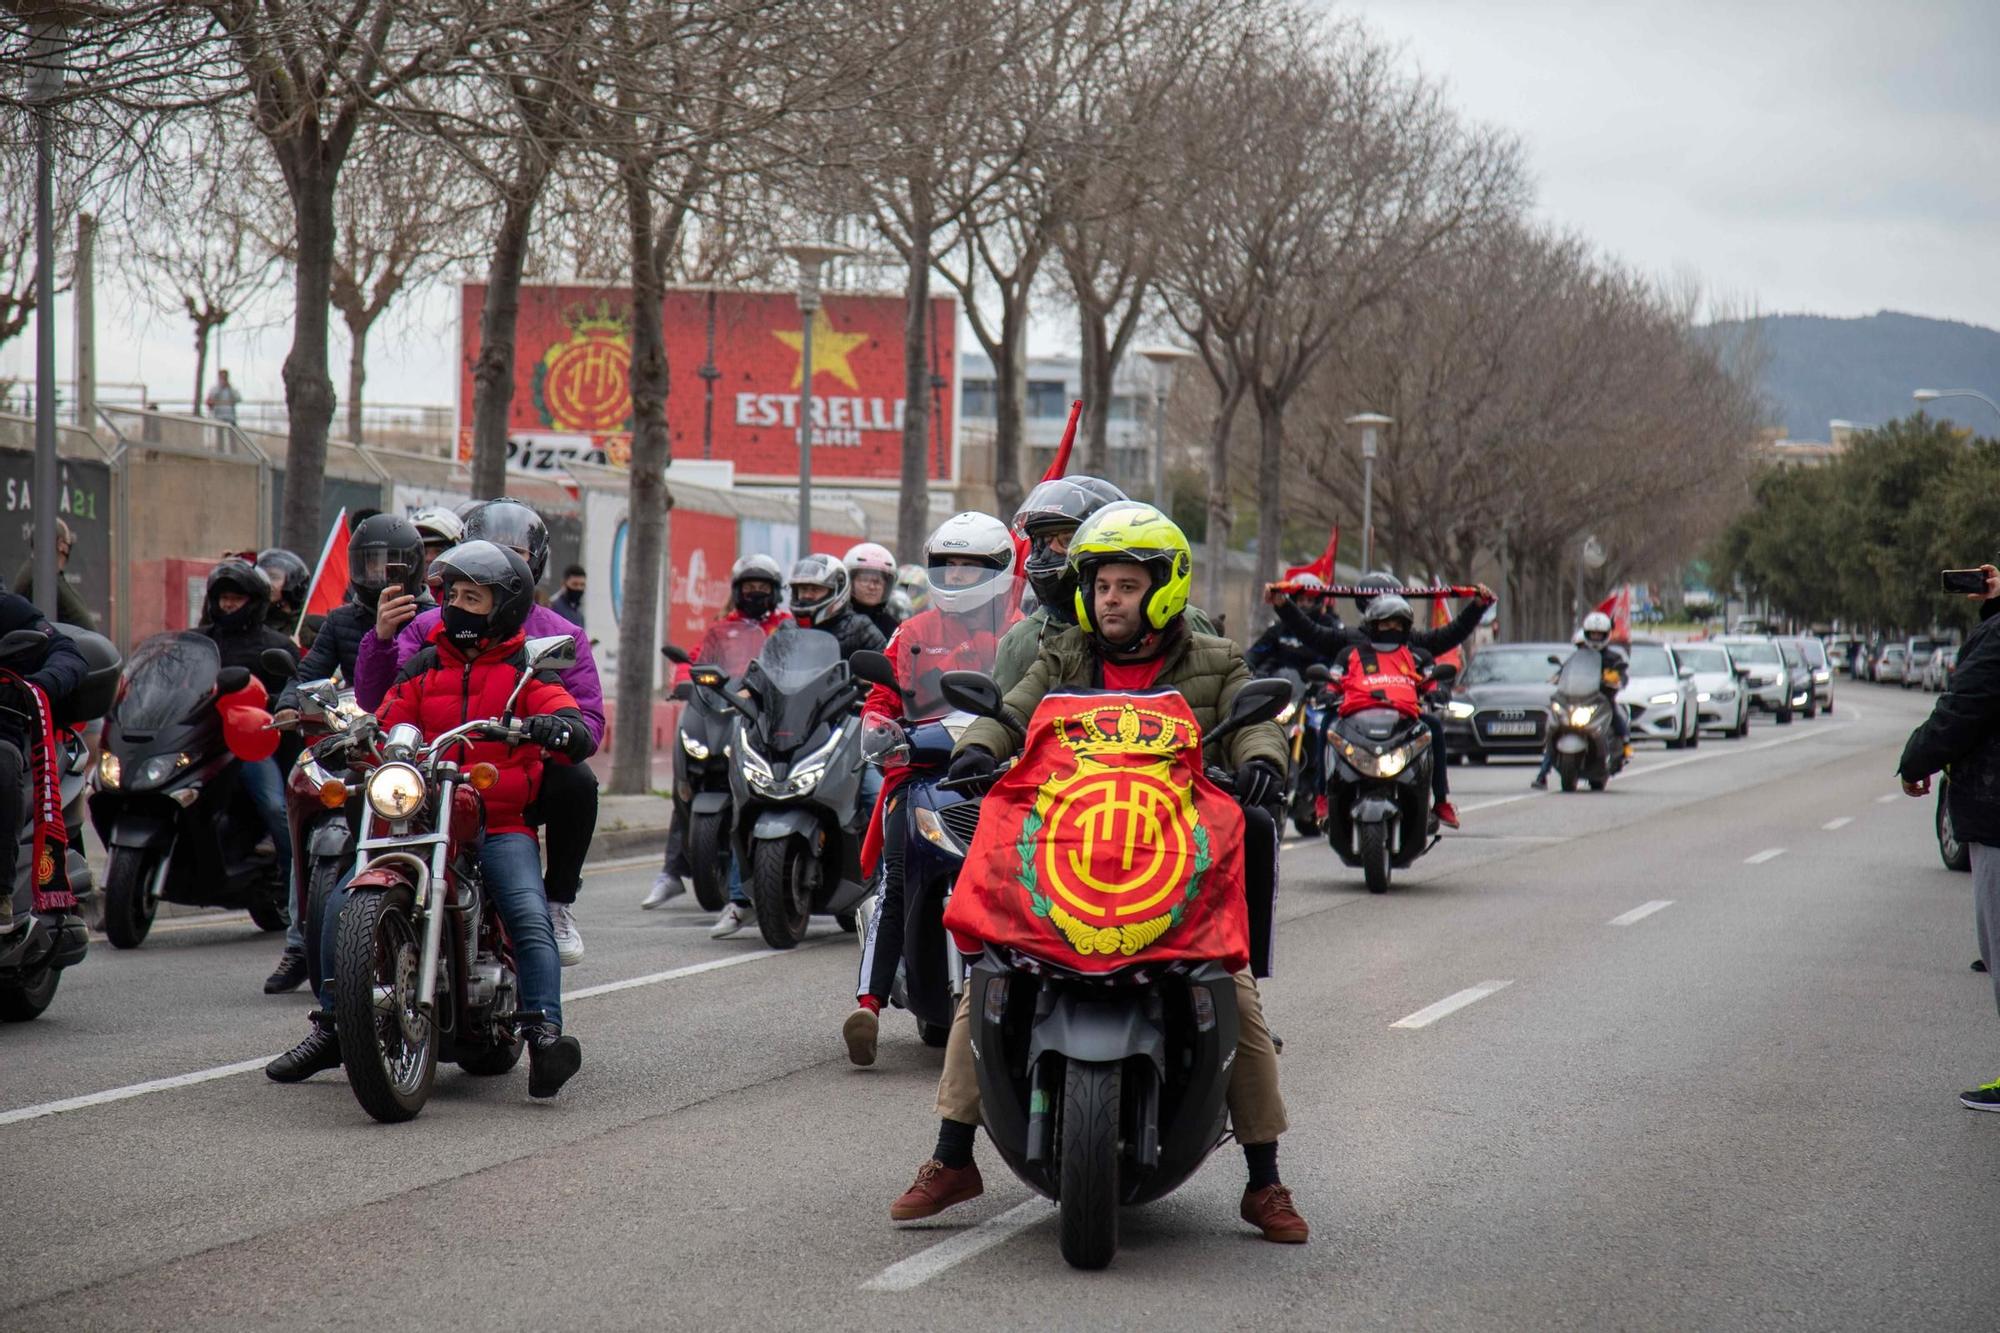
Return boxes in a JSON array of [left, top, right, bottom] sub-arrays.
[[1533, 610, 1630, 789]]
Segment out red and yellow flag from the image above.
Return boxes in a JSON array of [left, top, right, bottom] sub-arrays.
[[943, 689, 1249, 973]]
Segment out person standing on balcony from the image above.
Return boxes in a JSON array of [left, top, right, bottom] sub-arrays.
[[205, 370, 241, 426]]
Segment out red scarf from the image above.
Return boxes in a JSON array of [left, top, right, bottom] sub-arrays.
[[2, 670, 74, 913]]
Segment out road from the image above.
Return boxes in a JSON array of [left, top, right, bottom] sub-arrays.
[[5, 681, 1998, 1330]]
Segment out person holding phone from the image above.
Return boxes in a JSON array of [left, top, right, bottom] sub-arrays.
[[1900, 561, 2000, 1110]]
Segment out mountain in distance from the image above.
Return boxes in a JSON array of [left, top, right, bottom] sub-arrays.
[[1702, 310, 2000, 440]]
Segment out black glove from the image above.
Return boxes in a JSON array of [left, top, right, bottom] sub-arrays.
[[524, 714, 576, 756], [947, 746, 998, 788], [1234, 759, 1283, 807]]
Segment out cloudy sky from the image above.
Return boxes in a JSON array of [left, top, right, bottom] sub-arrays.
[[7, 0, 1996, 412]]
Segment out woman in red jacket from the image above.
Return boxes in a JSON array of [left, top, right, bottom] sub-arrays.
[[267, 541, 594, 1099]]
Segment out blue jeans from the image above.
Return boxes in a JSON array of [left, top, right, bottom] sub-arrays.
[[239, 757, 302, 950], [317, 831, 563, 1030]]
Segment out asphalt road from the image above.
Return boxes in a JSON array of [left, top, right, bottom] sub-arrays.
[[5, 680, 1998, 1331]]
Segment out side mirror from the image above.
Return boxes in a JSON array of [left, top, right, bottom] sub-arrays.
[[1207, 678, 1292, 748], [0, 628, 48, 663], [1304, 663, 1331, 684], [1547, 653, 1563, 666], [939, 669, 1005, 720], [261, 646, 298, 679], [1677, 665, 1694, 680], [524, 634, 577, 673], [850, 649, 898, 690], [660, 643, 691, 666], [216, 665, 252, 694], [1429, 662, 1460, 688], [670, 681, 693, 702]]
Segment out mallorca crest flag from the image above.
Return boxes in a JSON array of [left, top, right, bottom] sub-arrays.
[[943, 689, 1249, 973]]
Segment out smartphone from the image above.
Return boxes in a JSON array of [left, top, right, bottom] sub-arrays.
[[1942, 569, 1988, 595]]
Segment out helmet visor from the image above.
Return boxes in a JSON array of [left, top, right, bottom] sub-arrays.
[[352, 547, 419, 591]]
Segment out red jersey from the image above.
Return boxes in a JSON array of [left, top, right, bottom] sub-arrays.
[[1336, 642, 1422, 719]]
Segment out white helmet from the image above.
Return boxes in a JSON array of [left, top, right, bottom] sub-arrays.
[[924, 512, 1014, 615], [843, 541, 897, 578], [1580, 610, 1613, 644], [410, 506, 465, 547]]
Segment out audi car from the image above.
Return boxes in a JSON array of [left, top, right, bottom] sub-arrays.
[[1442, 642, 1570, 762], [1669, 641, 1751, 738], [1618, 640, 1700, 748]]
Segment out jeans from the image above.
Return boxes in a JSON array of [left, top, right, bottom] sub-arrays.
[[1421, 713, 1449, 803], [529, 761, 597, 907], [317, 831, 563, 1030], [857, 792, 908, 1002], [239, 756, 302, 950]]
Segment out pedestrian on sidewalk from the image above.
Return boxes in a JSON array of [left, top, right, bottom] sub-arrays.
[[1899, 560, 2000, 1111], [205, 370, 241, 425], [553, 564, 587, 629]]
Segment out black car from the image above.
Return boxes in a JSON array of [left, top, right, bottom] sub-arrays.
[[1442, 642, 1570, 762]]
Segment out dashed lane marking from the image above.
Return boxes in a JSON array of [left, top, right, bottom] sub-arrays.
[[1608, 900, 1674, 926], [862, 1199, 1054, 1291], [1390, 980, 1513, 1029], [1744, 847, 1787, 865], [1822, 817, 1853, 830]]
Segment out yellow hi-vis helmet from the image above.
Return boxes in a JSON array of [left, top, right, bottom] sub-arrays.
[[1069, 502, 1194, 638]]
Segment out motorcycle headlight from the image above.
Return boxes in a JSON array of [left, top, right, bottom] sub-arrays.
[[1445, 700, 1476, 720], [913, 804, 965, 855], [739, 742, 774, 789], [97, 751, 121, 787], [679, 731, 711, 760], [366, 762, 426, 821], [1376, 745, 1409, 779], [133, 751, 193, 790], [1648, 692, 1678, 707], [1568, 704, 1597, 727]]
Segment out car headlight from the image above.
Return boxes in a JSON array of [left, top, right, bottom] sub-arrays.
[[913, 804, 966, 855], [132, 751, 193, 790], [365, 762, 426, 821], [1445, 700, 1476, 720], [1813, 669, 1829, 682], [1791, 692, 1809, 706], [679, 731, 711, 760], [1568, 704, 1597, 727], [1647, 692, 1678, 707], [97, 751, 121, 787]]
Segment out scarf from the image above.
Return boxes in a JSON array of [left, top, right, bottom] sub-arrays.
[[1, 669, 74, 913]]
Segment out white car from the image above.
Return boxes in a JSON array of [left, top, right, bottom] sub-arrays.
[[1670, 642, 1752, 739], [1618, 641, 1700, 749]]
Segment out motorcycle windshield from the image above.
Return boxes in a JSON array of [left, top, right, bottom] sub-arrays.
[[693, 620, 768, 678], [747, 628, 845, 752], [115, 632, 221, 730], [1555, 647, 1603, 701], [891, 574, 1023, 720]]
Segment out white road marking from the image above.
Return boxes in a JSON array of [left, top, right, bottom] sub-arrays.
[[0, 941, 817, 1128], [1608, 900, 1674, 926], [1744, 847, 1787, 865], [1390, 980, 1513, 1029], [1877, 794, 1901, 804], [1822, 816, 1853, 830], [862, 1198, 1054, 1291]]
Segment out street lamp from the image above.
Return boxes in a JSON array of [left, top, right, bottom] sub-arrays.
[[1913, 387, 2000, 426], [1136, 345, 1194, 510], [22, 13, 69, 620], [782, 240, 856, 559], [1346, 413, 1393, 571]]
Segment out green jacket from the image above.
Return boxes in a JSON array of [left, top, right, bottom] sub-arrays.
[[961, 621, 1287, 773], [11, 564, 97, 632], [993, 603, 1220, 695]]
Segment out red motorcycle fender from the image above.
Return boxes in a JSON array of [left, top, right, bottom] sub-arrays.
[[346, 864, 416, 893]]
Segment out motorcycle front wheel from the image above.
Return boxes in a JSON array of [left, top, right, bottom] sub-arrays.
[[1557, 753, 1581, 793], [334, 884, 437, 1123], [1288, 788, 1321, 838], [1058, 1059, 1121, 1271], [688, 811, 731, 912], [0, 965, 59, 1021], [751, 837, 812, 949], [101, 845, 158, 949], [1359, 822, 1392, 894]]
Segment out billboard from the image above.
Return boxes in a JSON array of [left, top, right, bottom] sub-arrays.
[[0, 448, 113, 623], [458, 283, 958, 486]]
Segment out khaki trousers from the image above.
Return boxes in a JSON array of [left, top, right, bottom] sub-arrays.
[[934, 969, 1289, 1145]]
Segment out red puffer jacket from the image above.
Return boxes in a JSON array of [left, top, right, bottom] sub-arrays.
[[377, 626, 588, 836]]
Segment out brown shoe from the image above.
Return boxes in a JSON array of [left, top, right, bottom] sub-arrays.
[[843, 1007, 879, 1067], [890, 1159, 984, 1221], [1241, 1183, 1310, 1243]]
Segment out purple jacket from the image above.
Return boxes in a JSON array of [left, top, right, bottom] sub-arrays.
[[354, 603, 606, 747]]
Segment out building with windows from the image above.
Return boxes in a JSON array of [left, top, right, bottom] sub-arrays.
[[956, 351, 1166, 499]]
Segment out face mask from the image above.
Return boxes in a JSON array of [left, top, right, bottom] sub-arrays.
[[737, 589, 774, 620], [210, 598, 259, 631], [1369, 626, 1409, 650], [442, 604, 492, 650]]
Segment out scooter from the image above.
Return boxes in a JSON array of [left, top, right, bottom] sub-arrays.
[[1545, 646, 1626, 792], [88, 632, 294, 948], [1322, 662, 1455, 894], [281, 675, 368, 999], [1269, 666, 1332, 837], [0, 624, 121, 1020], [940, 668, 1292, 1270], [726, 629, 871, 948], [664, 619, 768, 911]]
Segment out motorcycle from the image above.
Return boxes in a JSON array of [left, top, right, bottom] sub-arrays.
[[1546, 646, 1626, 793], [1269, 666, 1332, 837], [1, 624, 122, 1021], [939, 668, 1292, 1270], [664, 619, 768, 912], [281, 675, 369, 999], [1323, 662, 1457, 894], [87, 633, 296, 948], [320, 634, 576, 1123], [725, 629, 872, 948]]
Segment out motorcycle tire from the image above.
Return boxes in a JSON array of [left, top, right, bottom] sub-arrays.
[[1289, 789, 1321, 839], [1058, 1059, 1121, 1271], [101, 846, 157, 950], [246, 881, 290, 934], [688, 811, 731, 913], [1589, 777, 1608, 791], [0, 967, 59, 1022], [334, 884, 437, 1123], [917, 1019, 951, 1049], [1939, 786, 1972, 873], [457, 1036, 525, 1077], [751, 838, 811, 949], [1359, 822, 1392, 894], [1557, 754, 1581, 793], [835, 910, 858, 933]]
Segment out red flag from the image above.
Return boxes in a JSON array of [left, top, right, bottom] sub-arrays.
[[1283, 526, 1340, 583], [299, 509, 352, 633], [1041, 399, 1084, 484], [942, 688, 1249, 973], [1594, 586, 1632, 645], [1429, 582, 1465, 669]]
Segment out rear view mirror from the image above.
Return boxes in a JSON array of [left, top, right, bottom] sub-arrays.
[[261, 647, 298, 679], [1677, 666, 1694, 680], [524, 634, 577, 673], [1305, 663, 1331, 684], [216, 666, 252, 694], [660, 643, 691, 665], [939, 670, 1005, 720], [1547, 653, 1563, 666], [1430, 662, 1460, 688], [1207, 678, 1292, 748], [850, 649, 897, 690]]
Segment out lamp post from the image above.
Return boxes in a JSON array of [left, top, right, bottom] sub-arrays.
[[1914, 387, 2000, 427], [1136, 345, 1194, 510], [25, 17, 66, 619], [1346, 413, 1392, 571], [782, 240, 856, 559]]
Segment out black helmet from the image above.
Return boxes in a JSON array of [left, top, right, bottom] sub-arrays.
[[1013, 476, 1127, 623], [464, 498, 550, 582], [204, 558, 273, 629], [428, 540, 536, 643], [347, 514, 425, 608], [1352, 568, 1398, 616], [256, 548, 311, 616], [787, 553, 850, 628]]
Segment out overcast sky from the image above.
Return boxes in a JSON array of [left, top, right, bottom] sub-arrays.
[[8, 0, 1996, 412]]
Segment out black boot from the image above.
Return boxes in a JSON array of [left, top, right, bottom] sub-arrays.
[[526, 1023, 582, 1099], [263, 946, 309, 994], [266, 1016, 341, 1083]]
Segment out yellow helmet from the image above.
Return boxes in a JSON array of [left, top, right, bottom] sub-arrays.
[[1068, 502, 1194, 641]]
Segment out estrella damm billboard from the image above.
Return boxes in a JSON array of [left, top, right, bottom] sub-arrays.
[[456, 283, 958, 485]]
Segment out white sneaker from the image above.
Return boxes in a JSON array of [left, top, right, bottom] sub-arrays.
[[709, 901, 755, 939], [642, 872, 685, 910], [549, 903, 584, 967]]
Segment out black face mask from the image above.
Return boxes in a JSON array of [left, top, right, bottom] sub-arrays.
[[736, 589, 774, 620], [1368, 626, 1410, 650], [442, 604, 492, 650], [209, 599, 260, 632]]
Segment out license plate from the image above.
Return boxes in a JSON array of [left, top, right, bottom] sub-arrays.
[[1485, 721, 1536, 736]]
